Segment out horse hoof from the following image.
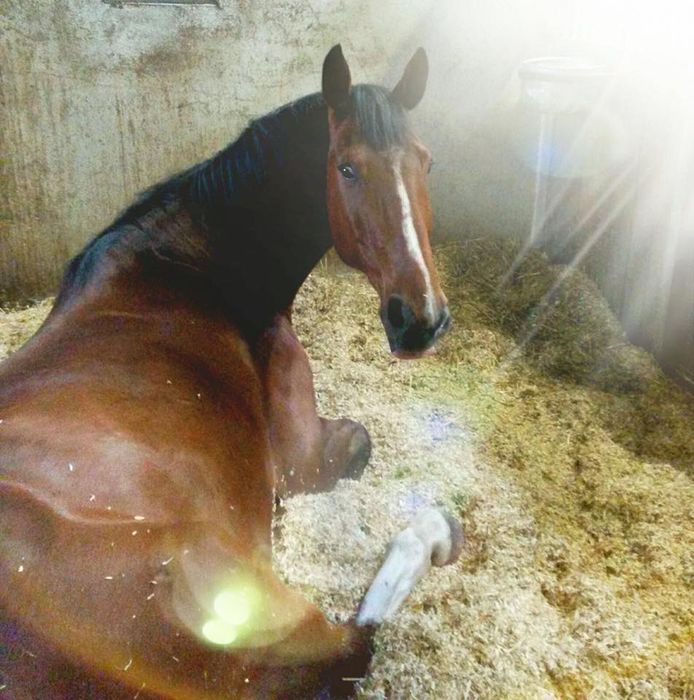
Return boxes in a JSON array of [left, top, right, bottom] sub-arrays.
[[440, 511, 465, 566], [409, 508, 464, 567], [323, 419, 372, 482], [342, 420, 371, 480]]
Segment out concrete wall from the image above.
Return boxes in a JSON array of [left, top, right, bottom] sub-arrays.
[[2, 0, 692, 382]]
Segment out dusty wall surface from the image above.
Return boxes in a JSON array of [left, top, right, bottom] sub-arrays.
[[1, 0, 692, 380]]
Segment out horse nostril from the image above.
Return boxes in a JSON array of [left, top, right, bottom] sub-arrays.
[[387, 296, 407, 329], [430, 308, 451, 341], [438, 308, 452, 334]]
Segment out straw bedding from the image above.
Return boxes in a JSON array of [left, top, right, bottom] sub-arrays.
[[1, 238, 692, 699]]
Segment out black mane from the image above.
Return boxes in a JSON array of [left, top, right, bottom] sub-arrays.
[[351, 84, 409, 150], [56, 85, 410, 313], [114, 92, 330, 227]]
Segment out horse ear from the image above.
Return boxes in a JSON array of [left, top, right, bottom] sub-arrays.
[[322, 44, 352, 117], [392, 48, 428, 110]]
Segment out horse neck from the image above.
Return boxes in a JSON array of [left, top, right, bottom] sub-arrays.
[[168, 98, 333, 334], [55, 97, 333, 337]]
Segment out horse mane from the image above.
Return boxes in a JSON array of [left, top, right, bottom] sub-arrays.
[[351, 84, 410, 150], [56, 85, 409, 303]]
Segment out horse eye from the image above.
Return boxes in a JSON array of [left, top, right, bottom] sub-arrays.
[[338, 163, 358, 181]]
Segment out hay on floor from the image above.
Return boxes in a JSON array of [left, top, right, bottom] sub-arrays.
[[0, 299, 52, 358], [1, 237, 692, 699]]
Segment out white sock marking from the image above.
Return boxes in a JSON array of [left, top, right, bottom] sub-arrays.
[[393, 161, 436, 324], [356, 508, 454, 626]]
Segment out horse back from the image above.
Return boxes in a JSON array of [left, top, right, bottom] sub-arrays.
[[0, 292, 273, 523]]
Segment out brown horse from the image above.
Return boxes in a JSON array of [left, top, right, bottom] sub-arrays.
[[0, 45, 458, 699]]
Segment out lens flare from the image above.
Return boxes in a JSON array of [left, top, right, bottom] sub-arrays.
[[201, 581, 261, 645], [201, 619, 238, 646], [213, 588, 252, 626]]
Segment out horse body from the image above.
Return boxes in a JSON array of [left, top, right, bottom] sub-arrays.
[[0, 46, 457, 699], [0, 214, 360, 699]]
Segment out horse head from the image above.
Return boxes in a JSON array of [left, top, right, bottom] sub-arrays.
[[322, 44, 451, 359]]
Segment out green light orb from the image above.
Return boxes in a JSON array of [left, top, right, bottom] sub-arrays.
[[201, 619, 238, 646], [213, 588, 252, 626]]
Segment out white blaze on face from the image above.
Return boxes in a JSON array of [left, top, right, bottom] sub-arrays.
[[393, 158, 436, 324]]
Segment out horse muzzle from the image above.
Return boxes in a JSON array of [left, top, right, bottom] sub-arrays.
[[381, 295, 452, 359]]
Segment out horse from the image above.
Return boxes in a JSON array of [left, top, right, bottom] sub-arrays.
[[0, 45, 459, 699]]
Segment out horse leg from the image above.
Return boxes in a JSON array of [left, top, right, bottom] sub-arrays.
[[356, 508, 464, 625], [157, 484, 463, 698], [1, 485, 461, 699], [256, 312, 371, 497], [324, 507, 465, 697]]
